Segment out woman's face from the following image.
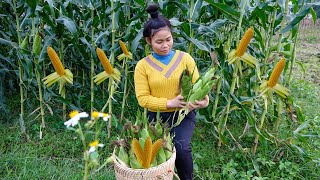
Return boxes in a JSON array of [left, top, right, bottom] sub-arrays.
[[146, 28, 173, 56]]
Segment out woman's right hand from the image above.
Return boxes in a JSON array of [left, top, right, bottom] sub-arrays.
[[166, 95, 186, 109]]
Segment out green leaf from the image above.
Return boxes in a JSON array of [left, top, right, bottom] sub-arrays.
[[80, 37, 95, 55], [130, 28, 143, 52], [39, 35, 55, 63], [170, 17, 183, 26], [310, 7, 317, 25], [26, 0, 38, 14], [46, 0, 55, 16], [0, 38, 18, 48], [204, 1, 240, 19], [56, 16, 78, 37], [135, 0, 145, 6], [281, 5, 312, 34], [191, 0, 204, 21], [180, 31, 209, 52]]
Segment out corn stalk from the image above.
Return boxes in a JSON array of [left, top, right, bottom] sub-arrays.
[[14, 0, 29, 142], [120, 57, 129, 123], [288, 0, 305, 85], [33, 30, 46, 139], [261, 4, 278, 75], [274, 0, 289, 131], [108, 0, 116, 138], [59, 38, 66, 121], [252, 97, 268, 155], [90, 6, 95, 115], [187, 0, 194, 54], [218, 0, 246, 148]]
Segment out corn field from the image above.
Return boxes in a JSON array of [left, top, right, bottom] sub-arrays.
[[1, 0, 320, 179]]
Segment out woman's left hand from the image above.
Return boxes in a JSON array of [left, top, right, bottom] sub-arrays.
[[188, 95, 209, 111]]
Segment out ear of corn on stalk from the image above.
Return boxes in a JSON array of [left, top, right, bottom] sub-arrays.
[[119, 40, 129, 55], [260, 58, 289, 99], [94, 47, 121, 85], [96, 48, 113, 74], [267, 58, 286, 88], [43, 46, 73, 94], [33, 31, 41, 56], [236, 27, 254, 57], [47, 46, 65, 76], [117, 40, 133, 60], [227, 27, 258, 76], [21, 34, 28, 51]]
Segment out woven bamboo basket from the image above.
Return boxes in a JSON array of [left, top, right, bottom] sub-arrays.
[[113, 148, 177, 180]]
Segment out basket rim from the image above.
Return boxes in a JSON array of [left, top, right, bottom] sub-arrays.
[[113, 147, 176, 172]]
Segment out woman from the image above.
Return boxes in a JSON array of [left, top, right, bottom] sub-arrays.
[[134, 4, 209, 180]]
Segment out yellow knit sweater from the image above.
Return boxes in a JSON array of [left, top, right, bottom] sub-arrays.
[[134, 50, 199, 112]]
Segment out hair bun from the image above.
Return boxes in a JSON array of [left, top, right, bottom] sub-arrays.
[[146, 4, 159, 19]]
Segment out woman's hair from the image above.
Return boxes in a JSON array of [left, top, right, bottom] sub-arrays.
[[143, 4, 172, 38]]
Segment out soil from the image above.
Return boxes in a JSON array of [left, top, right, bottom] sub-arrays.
[[295, 34, 320, 86]]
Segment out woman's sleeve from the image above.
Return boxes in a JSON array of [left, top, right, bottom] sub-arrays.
[[134, 62, 168, 111]]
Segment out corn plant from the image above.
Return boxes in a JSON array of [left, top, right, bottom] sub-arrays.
[[117, 40, 133, 123], [0, 0, 317, 168]]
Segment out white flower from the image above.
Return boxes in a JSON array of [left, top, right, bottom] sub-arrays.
[[91, 111, 111, 122], [88, 140, 104, 153], [64, 111, 89, 128]]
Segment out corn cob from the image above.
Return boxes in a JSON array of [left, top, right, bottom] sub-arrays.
[[150, 139, 162, 163], [148, 124, 156, 141], [118, 146, 129, 166], [163, 133, 173, 160], [150, 157, 158, 167], [143, 137, 152, 168], [236, 27, 254, 57], [96, 48, 113, 74], [157, 147, 167, 164], [179, 68, 193, 100], [189, 80, 216, 103], [155, 121, 163, 137], [185, 67, 217, 103], [129, 148, 142, 169], [21, 34, 28, 50], [132, 138, 144, 166], [267, 58, 286, 88], [33, 32, 41, 56], [119, 40, 129, 55], [140, 127, 150, 141], [47, 46, 65, 76]]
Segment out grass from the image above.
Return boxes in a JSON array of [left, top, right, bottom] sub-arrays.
[[0, 28, 319, 179]]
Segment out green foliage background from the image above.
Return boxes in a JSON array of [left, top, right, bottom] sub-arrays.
[[0, 0, 319, 179]]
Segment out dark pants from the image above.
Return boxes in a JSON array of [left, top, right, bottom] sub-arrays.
[[147, 110, 196, 180]]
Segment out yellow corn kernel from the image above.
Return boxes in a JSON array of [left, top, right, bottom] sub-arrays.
[[47, 46, 65, 76], [96, 48, 113, 74], [119, 40, 129, 55], [267, 58, 286, 88], [132, 138, 144, 166], [236, 27, 254, 57], [143, 137, 152, 168], [150, 139, 162, 163]]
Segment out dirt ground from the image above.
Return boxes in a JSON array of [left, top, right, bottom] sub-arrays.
[[294, 27, 320, 86]]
